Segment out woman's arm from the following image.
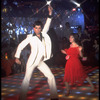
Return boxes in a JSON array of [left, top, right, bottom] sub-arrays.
[[79, 46, 87, 61], [61, 50, 67, 55], [79, 46, 83, 58]]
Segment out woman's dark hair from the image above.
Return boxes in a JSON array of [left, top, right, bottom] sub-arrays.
[[33, 20, 43, 28], [69, 33, 80, 44]]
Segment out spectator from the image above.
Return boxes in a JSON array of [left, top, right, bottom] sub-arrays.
[[63, 22, 73, 40]]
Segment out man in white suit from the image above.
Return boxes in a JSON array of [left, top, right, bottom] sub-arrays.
[[14, 5, 58, 100]]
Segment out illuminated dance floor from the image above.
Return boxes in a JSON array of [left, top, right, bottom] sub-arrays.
[[1, 66, 99, 100]]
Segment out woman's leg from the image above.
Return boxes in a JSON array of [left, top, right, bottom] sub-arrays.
[[65, 82, 70, 96], [86, 77, 94, 91], [65, 82, 70, 91]]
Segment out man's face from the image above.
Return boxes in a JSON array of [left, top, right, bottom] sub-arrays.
[[33, 25, 42, 35]]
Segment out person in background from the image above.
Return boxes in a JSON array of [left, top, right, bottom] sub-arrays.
[[77, 26, 82, 40], [63, 22, 73, 40], [93, 39, 99, 63]]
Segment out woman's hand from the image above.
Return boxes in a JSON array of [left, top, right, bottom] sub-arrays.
[[82, 57, 87, 61], [65, 55, 70, 60], [61, 50, 66, 55]]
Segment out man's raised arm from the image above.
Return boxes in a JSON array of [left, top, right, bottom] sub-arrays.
[[41, 5, 53, 34]]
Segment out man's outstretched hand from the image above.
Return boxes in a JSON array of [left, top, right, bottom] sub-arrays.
[[48, 5, 53, 15], [15, 58, 21, 65]]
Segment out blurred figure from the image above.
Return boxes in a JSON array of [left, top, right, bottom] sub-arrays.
[[77, 26, 82, 40], [63, 22, 73, 40], [93, 39, 99, 63], [47, 28, 60, 66]]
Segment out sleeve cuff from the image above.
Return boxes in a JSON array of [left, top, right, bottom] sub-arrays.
[[48, 15, 53, 18]]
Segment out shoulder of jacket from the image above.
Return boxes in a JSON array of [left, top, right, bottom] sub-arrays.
[[27, 34, 33, 37]]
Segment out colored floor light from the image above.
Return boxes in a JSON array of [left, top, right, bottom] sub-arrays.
[[8, 94, 15, 96], [10, 89, 16, 92], [86, 93, 92, 95], [75, 91, 82, 94], [81, 88, 88, 90], [38, 97, 46, 100], [79, 97, 87, 99], [58, 94, 63, 97], [45, 93, 50, 96], [92, 98, 98, 100], [11, 85, 16, 87], [1, 67, 99, 100], [68, 96, 75, 98]]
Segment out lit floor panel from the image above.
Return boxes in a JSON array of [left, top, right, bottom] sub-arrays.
[[1, 66, 99, 100]]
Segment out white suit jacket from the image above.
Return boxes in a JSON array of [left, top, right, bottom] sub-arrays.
[[14, 18, 52, 67]]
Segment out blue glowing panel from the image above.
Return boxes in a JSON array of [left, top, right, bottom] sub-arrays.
[[29, 87, 33, 90], [84, 81, 88, 83], [88, 73, 93, 75], [75, 91, 82, 94], [92, 81, 96, 84], [86, 93, 92, 95], [62, 9, 85, 33], [37, 98, 46, 100], [46, 93, 50, 96], [57, 90, 62, 92], [3, 85, 9, 87], [8, 94, 14, 96], [61, 74, 64, 76], [11, 85, 16, 88], [92, 71, 96, 73]]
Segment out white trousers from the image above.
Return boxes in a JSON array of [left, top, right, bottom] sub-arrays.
[[19, 61, 58, 100]]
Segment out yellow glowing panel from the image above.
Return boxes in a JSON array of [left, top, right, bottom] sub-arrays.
[[58, 94, 63, 97], [59, 72, 63, 74], [92, 98, 98, 100], [92, 76, 97, 78], [68, 96, 75, 98], [79, 97, 87, 99], [34, 75, 38, 77], [10, 89, 16, 92], [2, 88, 7, 91], [1, 93, 7, 96]]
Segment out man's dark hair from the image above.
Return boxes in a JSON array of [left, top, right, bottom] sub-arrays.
[[65, 22, 70, 27], [77, 26, 82, 30], [33, 20, 43, 28]]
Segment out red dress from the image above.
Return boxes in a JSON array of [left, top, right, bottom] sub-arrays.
[[64, 47, 88, 85]]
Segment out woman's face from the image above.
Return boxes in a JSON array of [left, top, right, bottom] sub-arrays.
[[69, 35, 75, 43]]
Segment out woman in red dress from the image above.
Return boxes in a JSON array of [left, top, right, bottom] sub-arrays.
[[61, 33, 95, 96]]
